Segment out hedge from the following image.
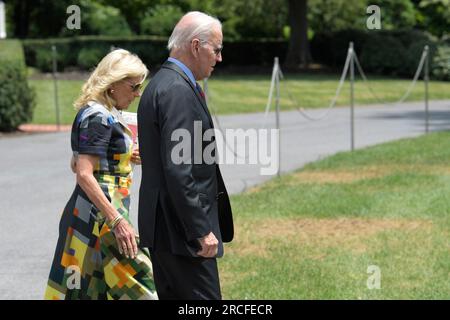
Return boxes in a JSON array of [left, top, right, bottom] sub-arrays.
[[22, 36, 168, 72], [21, 31, 449, 80], [0, 39, 26, 66], [22, 35, 287, 72], [311, 29, 447, 79]]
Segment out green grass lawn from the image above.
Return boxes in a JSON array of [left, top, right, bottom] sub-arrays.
[[221, 131, 450, 299], [0, 39, 25, 65], [29, 74, 450, 124]]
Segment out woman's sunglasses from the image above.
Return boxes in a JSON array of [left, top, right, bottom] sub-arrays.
[[124, 80, 143, 92]]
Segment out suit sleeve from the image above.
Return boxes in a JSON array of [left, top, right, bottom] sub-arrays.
[[158, 83, 212, 242]]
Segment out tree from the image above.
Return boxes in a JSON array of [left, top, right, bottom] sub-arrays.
[[140, 4, 183, 36], [308, 0, 367, 34], [414, 0, 450, 37], [11, 0, 32, 38], [285, 0, 312, 68], [370, 0, 417, 30], [62, 0, 133, 36], [97, 0, 168, 34], [9, 0, 73, 38]]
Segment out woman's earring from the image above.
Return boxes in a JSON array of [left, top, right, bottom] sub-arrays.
[[110, 89, 115, 93]]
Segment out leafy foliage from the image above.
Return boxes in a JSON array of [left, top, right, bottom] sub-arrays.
[[4, 0, 449, 40], [0, 62, 36, 132], [140, 5, 184, 36], [432, 43, 450, 80]]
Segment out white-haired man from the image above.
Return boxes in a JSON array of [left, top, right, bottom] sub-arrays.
[[137, 11, 234, 300]]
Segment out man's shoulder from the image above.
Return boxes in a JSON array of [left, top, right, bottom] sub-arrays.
[[150, 68, 193, 95], [154, 65, 188, 82]]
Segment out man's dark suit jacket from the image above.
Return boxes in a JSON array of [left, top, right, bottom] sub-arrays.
[[137, 60, 234, 258]]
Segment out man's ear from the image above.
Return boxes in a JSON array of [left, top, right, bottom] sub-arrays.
[[191, 39, 201, 58]]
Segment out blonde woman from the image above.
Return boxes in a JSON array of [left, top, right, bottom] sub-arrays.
[[44, 49, 157, 300]]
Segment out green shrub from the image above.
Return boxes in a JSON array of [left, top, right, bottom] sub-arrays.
[[391, 29, 432, 48], [77, 47, 109, 70], [0, 39, 26, 66], [402, 39, 437, 76], [25, 40, 77, 72], [220, 39, 288, 67], [312, 29, 442, 79], [311, 29, 368, 67], [432, 44, 450, 81], [360, 34, 407, 75], [0, 62, 36, 132], [34, 47, 54, 72], [24, 38, 84, 72]]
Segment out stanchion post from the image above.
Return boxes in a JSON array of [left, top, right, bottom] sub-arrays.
[[52, 45, 61, 131], [424, 45, 429, 134], [349, 42, 355, 151], [274, 57, 281, 177]]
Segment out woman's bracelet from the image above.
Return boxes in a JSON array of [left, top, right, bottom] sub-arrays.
[[107, 215, 124, 230]]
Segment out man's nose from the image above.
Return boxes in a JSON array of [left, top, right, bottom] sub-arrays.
[[216, 52, 222, 62]]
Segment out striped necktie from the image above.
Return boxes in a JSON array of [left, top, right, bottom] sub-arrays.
[[196, 82, 206, 101]]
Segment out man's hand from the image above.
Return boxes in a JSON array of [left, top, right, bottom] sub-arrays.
[[197, 232, 218, 258]]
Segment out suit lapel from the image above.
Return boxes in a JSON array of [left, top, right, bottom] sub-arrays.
[[194, 83, 215, 129], [162, 61, 214, 128]]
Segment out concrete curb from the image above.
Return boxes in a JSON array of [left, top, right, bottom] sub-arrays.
[[17, 124, 72, 133]]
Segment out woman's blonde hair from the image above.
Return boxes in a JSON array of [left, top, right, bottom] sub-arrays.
[[74, 49, 148, 110]]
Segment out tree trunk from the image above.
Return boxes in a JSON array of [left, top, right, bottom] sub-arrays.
[[13, 0, 30, 38], [285, 0, 312, 69]]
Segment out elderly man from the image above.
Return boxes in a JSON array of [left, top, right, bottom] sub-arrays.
[[137, 11, 234, 300]]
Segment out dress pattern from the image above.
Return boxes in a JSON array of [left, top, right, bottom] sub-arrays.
[[45, 101, 157, 300]]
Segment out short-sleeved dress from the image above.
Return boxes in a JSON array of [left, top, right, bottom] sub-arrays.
[[44, 101, 157, 300]]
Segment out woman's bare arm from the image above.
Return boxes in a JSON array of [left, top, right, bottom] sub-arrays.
[[76, 154, 138, 259]]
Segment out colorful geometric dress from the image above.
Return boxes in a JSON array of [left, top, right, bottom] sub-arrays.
[[44, 101, 157, 300]]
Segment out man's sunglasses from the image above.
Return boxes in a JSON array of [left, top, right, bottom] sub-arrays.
[[199, 40, 223, 56], [211, 45, 223, 56]]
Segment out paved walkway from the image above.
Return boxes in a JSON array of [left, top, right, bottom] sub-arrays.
[[1, 100, 449, 299]]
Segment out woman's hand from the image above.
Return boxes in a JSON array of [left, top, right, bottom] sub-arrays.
[[130, 147, 141, 165], [112, 218, 138, 259]]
